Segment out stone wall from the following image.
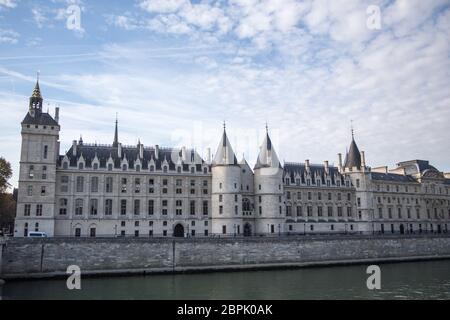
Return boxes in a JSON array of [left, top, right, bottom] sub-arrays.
[[2, 235, 450, 278]]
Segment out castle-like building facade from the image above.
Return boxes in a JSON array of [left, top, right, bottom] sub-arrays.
[[14, 82, 450, 237]]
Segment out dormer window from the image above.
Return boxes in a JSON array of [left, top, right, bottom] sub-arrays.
[[122, 164, 127, 171], [149, 165, 154, 172], [136, 165, 140, 172], [163, 166, 168, 173], [108, 163, 113, 171], [177, 166, 181, 173], [78, 162, 84, 170], [203, 167, 207, 174], [63, 162, 68, 169], [190, 167, 195, 174], [93, 163, 99, 170]]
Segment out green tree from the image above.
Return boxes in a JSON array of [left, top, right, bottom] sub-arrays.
[[0, 157, 15, 234], [0, 157, 12, 193]]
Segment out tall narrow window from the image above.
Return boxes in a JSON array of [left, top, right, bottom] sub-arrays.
[[120, 200, 127, 215], [148, 200, 154, 215], [134, 199, 140, 215], [76, 176, 84, 192], [203, 201, 208, 215], [75, 199, 83, 215], [105, 199, 112, 215], [91, 176, 99, 193], [121, 178, 127, 193], [190, 200, 196, 215], [90, 199, 98, 215], [105, 177, 113, 193], [43, 145, 48, 159], [59, 198, 67, 215], [42, 166, 47, 179], [36, 204, 43, 216], [24, 204, 31, 216]]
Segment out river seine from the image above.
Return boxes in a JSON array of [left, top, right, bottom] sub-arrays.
[[2, 259, 450, 299]]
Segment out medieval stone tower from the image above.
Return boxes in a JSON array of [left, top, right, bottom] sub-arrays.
[[340, 130, 372, 233], [15, 79, 60, 237], [211, 125, 243, 236], [253, 128, 285, 235]]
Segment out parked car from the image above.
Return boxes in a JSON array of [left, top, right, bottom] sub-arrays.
[[28, 231, 48, 238]]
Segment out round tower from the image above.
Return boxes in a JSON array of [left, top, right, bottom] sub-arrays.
[[254, 128, 284, 235], [211, 125, 243, 236]]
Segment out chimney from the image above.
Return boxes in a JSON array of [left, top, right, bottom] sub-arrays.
[[155, 145, 159, 160], [181, 146, 187, 162], [55, 107, 59, 124], [305, 159, 310, 170], [206, 148, 211, 163], [118, 143, 122, 158], [324, 160, 329, 173], [361, 151, 366, 168], [139, 143, 144, 159], [338, 153, 343, 171], [72, 140, 77, 156]]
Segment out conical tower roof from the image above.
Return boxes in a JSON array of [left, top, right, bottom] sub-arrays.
[[212, 126, 238, 166], [254, 128, 281, 170]]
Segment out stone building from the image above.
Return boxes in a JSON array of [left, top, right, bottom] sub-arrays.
[[13, 81, 450, 237]]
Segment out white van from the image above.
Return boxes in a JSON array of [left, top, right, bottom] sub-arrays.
[[28, 231, 48, 238]]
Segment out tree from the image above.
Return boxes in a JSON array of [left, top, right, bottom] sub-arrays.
[[0, 157, 15, 234], [0, 157, 12, 193]]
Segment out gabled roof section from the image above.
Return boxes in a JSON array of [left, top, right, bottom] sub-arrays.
[[212, 128, 238, 166]]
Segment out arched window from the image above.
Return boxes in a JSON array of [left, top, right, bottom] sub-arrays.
[[242, 198, 251, 212]]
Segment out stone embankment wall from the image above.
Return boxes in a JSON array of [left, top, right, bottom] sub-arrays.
[[1, 235, 450, 279]]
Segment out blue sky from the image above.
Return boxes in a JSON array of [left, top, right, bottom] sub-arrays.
[[1, 0, 450, 187]]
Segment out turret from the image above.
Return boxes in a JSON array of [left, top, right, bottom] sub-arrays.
[[253, 125, 284, 236], [15, 78, 60, 237], [211, 123, 243, 236]]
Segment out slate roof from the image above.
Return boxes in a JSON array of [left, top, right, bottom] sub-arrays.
[[370, 172, 417, 183], [254, 132, 282, 170], [22, 112, 59, 126], [212, 129, 238, 166], [60, 143, 208, 172], [283, 162, 345, 186], [344, 138, 361, 169]]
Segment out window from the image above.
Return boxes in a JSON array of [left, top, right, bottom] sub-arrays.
[[219, 194, 223, 202], [121, 178, 127, 193], [235, 205, 238, 215], [105, 199, 112, 215], [190, 200, 196, 215], [134, 199, 140, 215], [307, 206, 312, 217], [93, 163, 98, 170], [43, 145, 48, 159], [106, 177, 113, 193], [356, 179, 360, 188], [120, 200, 127, 215], [347, 207, 352, 217], [75, 199, 83, 215], [220, 206, 223, 214], [91, 177, 99, 193], [90, 228, 96, 238], [108, 163, 113, 171], [24, 204, 31, 216], [203, 201, 208, 215], [149, 165, 154, 172], [122, 164, 127, 171], [42, 166, 47, 179], [27, 185, 33, 196], [337, 207, 343, 217], [148, 200, 154, 215], [90, 199, 98, 215], [75, 228, 81, 237], [135, 221, 139, 227], [36, 204, 42, 217], [59, 198, 67, 215], [78, 162, 84, 170], [135, 178, 141, 193], [60, 176, 69, 192], [318, 206, 323, 217], [328, 206, 333, 217], [297, 206, 302, 217], [76, 176, 84, 192], [163, 166, 168, 173], [29, 165, 34, 179], [41, 186, 46, 196], [222, 225, 226, 234], [136, 165, 140, 172], [63, 162, 68, 169]]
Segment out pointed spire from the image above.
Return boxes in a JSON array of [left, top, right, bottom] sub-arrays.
[[254, 126, 280, 170], [344, 125, 361, 170], [213, 124, 238, 166], [113, 114, 119, 147], [31, 71, 42, 99]]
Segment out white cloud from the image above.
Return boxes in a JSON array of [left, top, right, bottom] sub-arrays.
[[0, 0, 17, 9], [32, 7, 48, 28], [139, 0, 187, 13], [0, 28, 19, 43]]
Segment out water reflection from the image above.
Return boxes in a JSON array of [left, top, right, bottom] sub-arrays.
[[2, 260, 450, 300]]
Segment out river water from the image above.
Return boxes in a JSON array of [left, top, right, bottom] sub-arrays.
[[2, 260, 450, 299]]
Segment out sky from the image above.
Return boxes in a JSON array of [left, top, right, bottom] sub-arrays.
[[0, 0, 449, 188]]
